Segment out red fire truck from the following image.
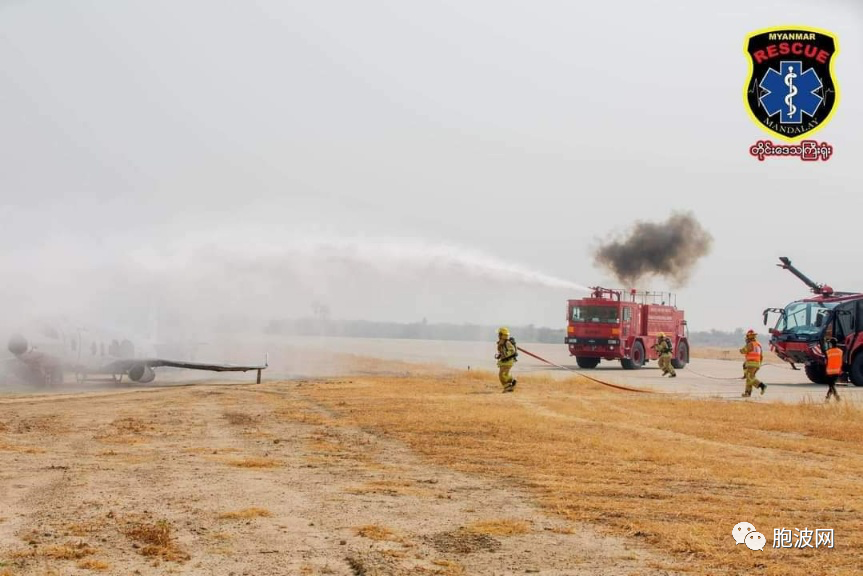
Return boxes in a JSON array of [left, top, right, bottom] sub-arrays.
[[564, 287, 689, 370], [763, 257, 863, 386]]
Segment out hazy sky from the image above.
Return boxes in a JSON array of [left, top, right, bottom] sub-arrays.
[[1, 0, 861, 336]]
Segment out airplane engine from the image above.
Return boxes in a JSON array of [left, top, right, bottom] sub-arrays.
[[8, 334, 28, 356], [128, 364, 155, 384]]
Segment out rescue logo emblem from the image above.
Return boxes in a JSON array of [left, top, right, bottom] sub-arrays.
[[744, 26, 839, 141]]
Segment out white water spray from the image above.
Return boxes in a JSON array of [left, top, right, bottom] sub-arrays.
[[135, 236, 590, 293]]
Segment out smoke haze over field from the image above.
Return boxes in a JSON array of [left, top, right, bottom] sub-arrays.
[[0, 0, 861, 339]]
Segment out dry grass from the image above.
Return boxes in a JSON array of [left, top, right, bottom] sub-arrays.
[[225, 457, 281, 468], [9, 416, 64, 434], [303, 372, 863, 576], [466, 519, 531, 536], [122, 520, 189, 563], [222, 411, 259, 426], [7, 541, 99, 561], [345, 479, 423, 497], [64, 521, 101, 537], [430, 559, 466, 576], [107, 417, 150, 434], [45, 543, 97, 560], [93, 417, 154, 445], [76, 558, 110, 571], [0, 442, 45, 454], [355, 524, 403, 543], [218, 508, 272, 520]]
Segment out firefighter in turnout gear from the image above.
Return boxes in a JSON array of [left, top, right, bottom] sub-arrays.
[[652, 332, 676, 377], [495, 327, 518, 393], [739, 329, 765, 397]]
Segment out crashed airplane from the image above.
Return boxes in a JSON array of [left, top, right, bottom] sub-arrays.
[[2, 319, 268, 387]]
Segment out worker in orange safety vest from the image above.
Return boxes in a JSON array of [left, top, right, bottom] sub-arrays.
[[825, 337, 843, 402], [739, 329, 765, 397]]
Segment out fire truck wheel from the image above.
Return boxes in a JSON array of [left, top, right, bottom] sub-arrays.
[[575, 357, 600, 369], [621, 341, 645, 370], [671, 341, 689, 370], [850, 354, 863, 387], [804, 363, 833, 385]]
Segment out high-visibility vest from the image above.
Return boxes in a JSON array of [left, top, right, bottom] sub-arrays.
[[826, 347, 843, 376], [746, 341, 762, 363]]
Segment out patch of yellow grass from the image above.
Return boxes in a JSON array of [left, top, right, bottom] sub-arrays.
[[42, 542, 98, 559], [93, 417, 154, 444], [355, 524, 403, 543], [122, 520, 189, 563], [218, 508, 272, 520], [226, 457, 281, 468], [222, 412, 259, 426], [273, 405, 333, 426], [303, 374, 863, 576], [76, 558, 110, 571], [309, 439, 343, 454], [431, 559, 466, 576], [64, 521, 101, 537], [94, 436, 149, 446], [345, 479, 421, 497], [0, 442, 45, 454], [7, 548, 35, 560], [466, 519, 531, 536]]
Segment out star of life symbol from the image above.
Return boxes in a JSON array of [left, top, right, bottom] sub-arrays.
[[759, 61, 823, 124]]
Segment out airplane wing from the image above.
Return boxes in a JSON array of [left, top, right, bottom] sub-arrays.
[[105, 355, 269, 373]]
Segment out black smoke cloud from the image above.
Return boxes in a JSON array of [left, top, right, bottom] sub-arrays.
[[592, 212, 713, 288]]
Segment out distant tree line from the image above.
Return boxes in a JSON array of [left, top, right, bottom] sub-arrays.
[[264, 318, 566, 343], [687, 328, 769, 347], [264, 318, 765, 347]]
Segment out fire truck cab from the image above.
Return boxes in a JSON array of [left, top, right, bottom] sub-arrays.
[[564, 287, 689, 370]]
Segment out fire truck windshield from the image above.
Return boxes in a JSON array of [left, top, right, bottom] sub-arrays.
[[570, 305, 619, 324], [776, 301, 837, 335]]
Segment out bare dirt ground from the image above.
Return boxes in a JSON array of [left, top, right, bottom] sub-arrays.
[[0, 373, 683, 576], [2, 351, 861, 576]]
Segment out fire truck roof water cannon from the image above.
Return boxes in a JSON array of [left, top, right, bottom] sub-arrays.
[[764, 257, 863, 386], [565, 286, 689, 370]]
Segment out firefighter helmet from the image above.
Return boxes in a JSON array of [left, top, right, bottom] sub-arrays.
[[746, 329, 757, 340], [657, 332, 666, 338], [498, 327, 510, 338]]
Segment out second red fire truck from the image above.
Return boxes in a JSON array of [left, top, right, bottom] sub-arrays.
[[565, 286, 689, 370]]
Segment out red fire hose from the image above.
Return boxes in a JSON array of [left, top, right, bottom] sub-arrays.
[[516, 346, 652, 393]]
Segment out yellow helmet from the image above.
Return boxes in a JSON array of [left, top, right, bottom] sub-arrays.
[[657, 332, 666, 338], [498, 327, 510, 338]]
